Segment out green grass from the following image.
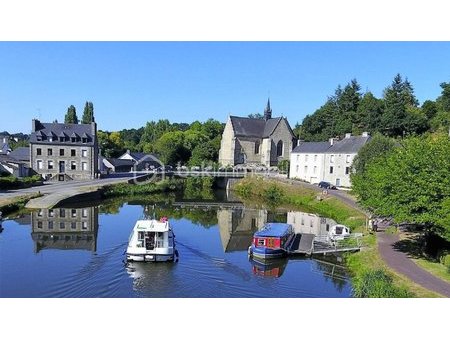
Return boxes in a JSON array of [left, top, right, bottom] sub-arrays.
[[413, 258, 450, 284]]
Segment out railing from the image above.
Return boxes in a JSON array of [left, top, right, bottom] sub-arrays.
[[313, 233, 363, 253]]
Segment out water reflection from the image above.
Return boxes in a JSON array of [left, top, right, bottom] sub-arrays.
[[31, 207, 99, 253], [250, 257, 288, 278]]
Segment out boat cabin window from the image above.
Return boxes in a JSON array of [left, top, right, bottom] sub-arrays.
[[155, 232, 165, 248], [257, 238, 265, 246], [335, 227, 343, 235]]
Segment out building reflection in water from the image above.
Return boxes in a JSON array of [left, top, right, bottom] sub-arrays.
[[287, 211, 337, 237], [217, 208, 268, 253], [31, 206, 99, 253]]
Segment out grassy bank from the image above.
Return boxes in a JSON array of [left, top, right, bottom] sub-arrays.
[[0, 194, 40, 215], [232, 176, 441, 297], [102, 178, 185, 197]]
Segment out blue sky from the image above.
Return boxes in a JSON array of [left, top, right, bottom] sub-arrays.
[[1, 41, 449, 134]]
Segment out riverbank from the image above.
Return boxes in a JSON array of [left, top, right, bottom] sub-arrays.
[[231, 176, 444, 297]]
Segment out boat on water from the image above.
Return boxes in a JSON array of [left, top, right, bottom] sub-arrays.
[[327, 224, 351, 242], [126, 215, 177, 262], [248, 223, 295, 260]]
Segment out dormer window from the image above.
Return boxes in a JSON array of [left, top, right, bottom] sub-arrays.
[[59, 137, 65, 142], [82, 137, 87, 143]]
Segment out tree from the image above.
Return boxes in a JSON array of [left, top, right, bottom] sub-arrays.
[[153, 131, 189, 165], [189, 136, 221, 166], [353, 134, 450, 241], [64, 105, 79, 124], [437, 82, 450, 112], [248, 113, 264, 119], [357, 92, 384, 134], [81, 101, 94, 124], [381, 74, 419, 137], [351, 133, 396, 176], [422, 100, 438, 120]]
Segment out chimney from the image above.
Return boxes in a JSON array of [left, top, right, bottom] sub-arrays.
[[91, 121, 97, 138], [345, 133, 351, 139], [362, 131, 369, 137], [32, 119, 42, 132], [329, 138, 334, 146]]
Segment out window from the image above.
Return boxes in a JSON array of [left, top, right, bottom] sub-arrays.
[[71, 222, 76, 229], [36, 148, 42, 155], [305, 154, 308, 162], [60, 222, 65, 229], [48, 221, 54, 230], [330, 155, 335, 163], [82, 209, 88, 218], [82, 149, 87, 157], [48, 160, 54, 169], [71, 161, 76, 170], [251, 218, 256, 228], [37, 221, 43, 229], [82, 221, 88, 230], [37, 209, 43, 217], [59, 137, 65, 142], [314, 155, 318, 162], [82, 137, 87, 143], [71, 209, 77, 217], [304, 166, 308, 173], [257, 238, 265, 246], [82, 162, 88, 171], [71, 137, 76, 142], [47, 148, 53, 156], [346, 155, 351, 163], [276, 140, 283, 157], [296, 165, 299, 173], [345, 167, 350, 175], [48, 209, 54, 217], [71, 149, 76, 156], [313, 166, 317, 174], [60, 209, 66, 217], [60, 149, 64, 156], [37, 160, 43, 169], [329, 166, 334, 174], [296, 154, 299, 161]]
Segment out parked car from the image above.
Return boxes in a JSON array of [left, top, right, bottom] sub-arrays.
[[318, 181, 337, 190]]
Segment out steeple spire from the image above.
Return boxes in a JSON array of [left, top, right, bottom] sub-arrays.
[[264, 98, 272, 120]]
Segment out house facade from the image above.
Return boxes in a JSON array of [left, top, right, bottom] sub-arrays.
[[119, 150, 161, 170], [219, 100, 296, 167], [29, 119, 99, 181], [289, 132, 370, 187]]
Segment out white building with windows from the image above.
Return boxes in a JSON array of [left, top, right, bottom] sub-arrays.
[[289, 132, 370, 187]]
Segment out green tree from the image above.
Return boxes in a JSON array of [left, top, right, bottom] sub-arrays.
[[248, 113, 264, 119], [353, 134, 450, 241], [358, 92, 384, 134], [153, 131, 189, 165], [64, 105, 79, 124], [189, 136, 221, 166], [437, 82, 450, 112], [422, 100, 438, 120], [381, 74, 419, 137], [81, 101, 94, 124]]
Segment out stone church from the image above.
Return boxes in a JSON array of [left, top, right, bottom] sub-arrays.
[[219, 100, 296, 167]]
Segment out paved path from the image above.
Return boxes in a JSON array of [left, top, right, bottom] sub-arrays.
[[377, 232, 450, 297]]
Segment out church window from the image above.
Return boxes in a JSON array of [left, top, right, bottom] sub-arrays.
[[255, 142, 260, 154], [276, 140, 283, 157]]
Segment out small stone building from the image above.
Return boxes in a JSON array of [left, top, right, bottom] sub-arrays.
[[219, 100, 296, 167], [29, 119, 99, 181]]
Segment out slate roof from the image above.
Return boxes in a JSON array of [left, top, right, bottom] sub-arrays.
[[292, 141, 331, 153], [230, 116, 293, 138], [292, 135, 371, 154], [325, 136, 370, 153], [30, 122, 96, 146], [8, 147, 30, 162], [104, 158, 135, 167]]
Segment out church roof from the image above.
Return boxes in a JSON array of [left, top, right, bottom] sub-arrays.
[[230, 116, 292, 138]]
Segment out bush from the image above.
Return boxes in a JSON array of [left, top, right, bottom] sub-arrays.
[[263, 184, 285, 204]]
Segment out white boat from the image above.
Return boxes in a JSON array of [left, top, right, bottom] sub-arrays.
[[327, 224, 351, 242], [126, 215, 177, 262]]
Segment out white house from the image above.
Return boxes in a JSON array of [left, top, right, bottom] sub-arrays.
[[289, 132, 370, 187]]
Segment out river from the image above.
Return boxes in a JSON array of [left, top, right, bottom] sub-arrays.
[[0, 192, 353, 297]]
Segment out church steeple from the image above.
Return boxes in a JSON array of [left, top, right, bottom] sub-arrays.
[[264, 98, 272, 120]]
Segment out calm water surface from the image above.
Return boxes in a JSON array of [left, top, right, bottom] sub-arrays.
[[0, 196, 353, 297]]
